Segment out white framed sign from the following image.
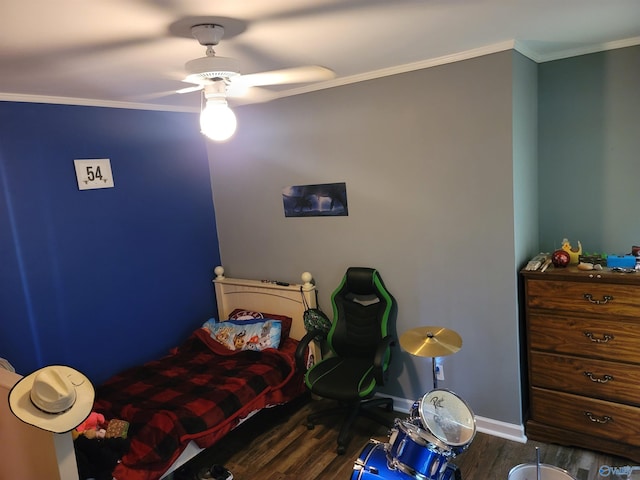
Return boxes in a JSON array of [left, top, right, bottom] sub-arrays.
[[74, 158, 114, 190]]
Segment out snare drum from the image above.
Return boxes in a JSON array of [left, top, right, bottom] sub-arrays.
[[352, 440, 460, 480], [414, 389, 476, 457], [388, 419, 451, 479]]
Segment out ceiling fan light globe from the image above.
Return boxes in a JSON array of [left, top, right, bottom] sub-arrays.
[[200, 101, 237, 142]]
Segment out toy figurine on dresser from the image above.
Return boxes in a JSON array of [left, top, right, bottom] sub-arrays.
[[561, 238, 582, 264]]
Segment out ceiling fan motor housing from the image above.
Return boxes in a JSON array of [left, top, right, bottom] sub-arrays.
[[191, 24, 225, 46], [184, 56, 240, 83]]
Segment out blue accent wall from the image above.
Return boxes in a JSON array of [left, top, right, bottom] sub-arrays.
[[0, 102, 220, 384]]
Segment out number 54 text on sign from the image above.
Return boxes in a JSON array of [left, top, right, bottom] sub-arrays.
[[74, 159, 115, 190]]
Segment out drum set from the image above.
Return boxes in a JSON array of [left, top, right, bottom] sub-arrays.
[[352, 388, 475, 480], [352, 326, 474, 480]]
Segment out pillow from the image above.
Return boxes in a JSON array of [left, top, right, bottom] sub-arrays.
[[228, 309, 265, 320], [229, 309, 293, 341], [202, 318, 282, 352]]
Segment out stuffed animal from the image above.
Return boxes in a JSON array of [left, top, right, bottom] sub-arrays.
[[73, 411, 108, 440], [81, 428, 106, 440], [76, 412, 106, 433]]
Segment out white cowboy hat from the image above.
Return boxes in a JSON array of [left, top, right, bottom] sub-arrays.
[[8, 365, 94, 433]]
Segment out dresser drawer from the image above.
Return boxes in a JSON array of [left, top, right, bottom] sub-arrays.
[[531, 387, 640, 446], [530, 352, 640, 405], [526, 279, 640, 318], [528, 313, 640, 363]]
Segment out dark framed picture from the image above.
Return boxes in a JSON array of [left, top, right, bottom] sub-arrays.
[[282, 182, 348, 217]]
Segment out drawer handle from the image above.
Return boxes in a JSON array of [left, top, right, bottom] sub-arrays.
[[583, 331, 615, 343], [584, 372, 614, 383], [585, 412, 613, 424], [583, 293, 613, 305]]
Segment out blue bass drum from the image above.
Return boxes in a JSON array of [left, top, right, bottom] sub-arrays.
[[352, 440, 460, 480]]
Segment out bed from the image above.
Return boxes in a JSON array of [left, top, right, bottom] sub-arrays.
[[91, 267, 319, 480]]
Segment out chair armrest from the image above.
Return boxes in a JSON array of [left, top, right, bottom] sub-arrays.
[[295, 330, 325, 371], [373, 335, 395, 385]]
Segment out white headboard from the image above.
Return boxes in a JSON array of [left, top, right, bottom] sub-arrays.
[[212, 266, 317, 343]]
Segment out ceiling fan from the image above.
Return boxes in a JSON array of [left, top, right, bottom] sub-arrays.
[[174, 22, 335, 141], [179, 24, 334, 99]]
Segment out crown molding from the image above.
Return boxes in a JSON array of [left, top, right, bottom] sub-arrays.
[[0, 93, 197, 113], [271, 40, 517, 100], [515, 35, 640, 63], [2, 37, 638, 111]]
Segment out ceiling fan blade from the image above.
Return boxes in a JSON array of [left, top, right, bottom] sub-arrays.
[[127, 89, 182, 101], [128, 83, 202, 102], [234, 66, 335, 88], [176, 85, 203, 94], [227, 86, 278, 105]]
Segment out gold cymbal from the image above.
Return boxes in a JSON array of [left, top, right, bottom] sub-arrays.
[[400, 326, 462, 358]]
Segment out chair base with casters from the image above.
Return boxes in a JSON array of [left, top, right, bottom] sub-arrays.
[[306, 396, 394, 455]]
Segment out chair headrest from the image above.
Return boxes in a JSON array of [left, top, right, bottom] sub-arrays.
[[345, 267, 379, 295]]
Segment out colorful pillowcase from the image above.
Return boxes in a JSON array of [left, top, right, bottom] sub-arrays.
[[202, 318, 282, 352], [229, 308, 293, 341]]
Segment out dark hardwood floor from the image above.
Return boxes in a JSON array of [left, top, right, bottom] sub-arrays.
[[168, 396, 636, 480]]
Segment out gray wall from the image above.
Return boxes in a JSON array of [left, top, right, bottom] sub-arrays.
[[207, 51, 528, 425], [538, 46, 640, 254]]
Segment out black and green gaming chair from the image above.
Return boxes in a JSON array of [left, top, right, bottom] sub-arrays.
[[300, 267, 397, 454]]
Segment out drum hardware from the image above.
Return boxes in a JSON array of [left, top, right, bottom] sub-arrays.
[[391, 418, 451, 457], [352, 440, 460, 480], [387, 419, 450, 479], [353, 439, 382, 476], [352, 388, 474, 480], [399, 326, 462, 388]]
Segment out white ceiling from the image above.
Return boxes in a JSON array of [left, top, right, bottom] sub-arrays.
[[1, 0, 639, 112]]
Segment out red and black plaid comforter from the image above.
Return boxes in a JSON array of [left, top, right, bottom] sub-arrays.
[[93, 328, 304, 480]]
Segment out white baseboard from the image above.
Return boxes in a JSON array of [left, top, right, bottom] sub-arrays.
[[387, 394, 417, 415], [383, 394, 528, 444], [474, 415, 527, 443]]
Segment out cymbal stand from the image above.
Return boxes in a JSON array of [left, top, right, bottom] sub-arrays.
[[432, 356, 438, 389]]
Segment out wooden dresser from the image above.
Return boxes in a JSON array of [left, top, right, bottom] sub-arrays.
[[522, 267, 640, 462]]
